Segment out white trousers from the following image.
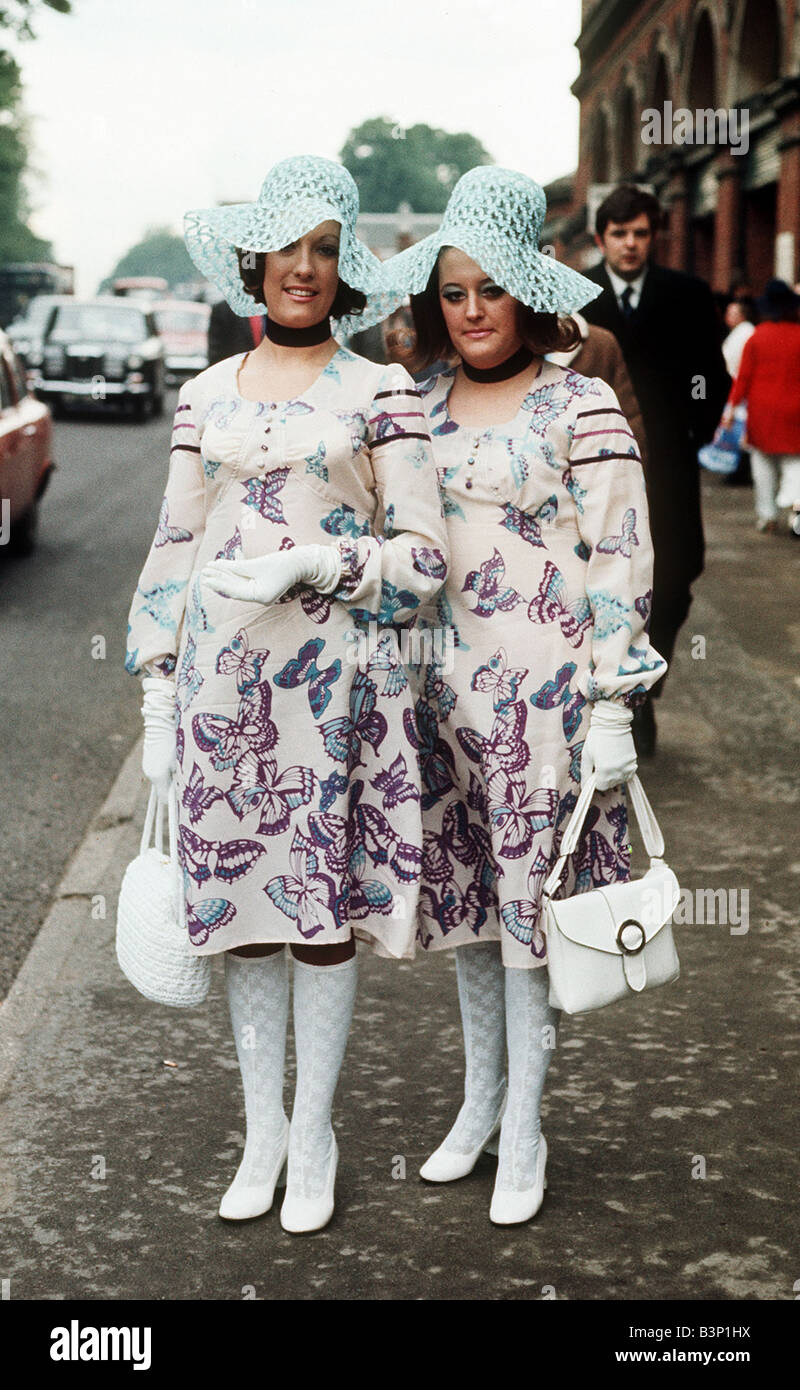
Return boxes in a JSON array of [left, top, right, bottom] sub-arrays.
[[749, 449, 800, 523]]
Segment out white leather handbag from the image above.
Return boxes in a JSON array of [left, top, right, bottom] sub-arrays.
[[543, 773, 680, 1015], [116, 784, 211, 1008]]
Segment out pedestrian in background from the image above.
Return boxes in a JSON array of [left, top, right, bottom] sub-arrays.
[[207, 295, 264, 364], [385, 167, 666, 1226], [582, 184, 729, 755], [546, 310, 648, 466], [126, 157, 448, 1234], [723, 278, 800, 537]]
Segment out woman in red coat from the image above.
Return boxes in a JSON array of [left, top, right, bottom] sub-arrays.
[[725, 279, 800, 536]]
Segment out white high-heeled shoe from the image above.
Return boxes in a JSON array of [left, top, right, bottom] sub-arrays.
[[419, 1095, 506, 1183], [280, 1133, 338, 1234], [218, 1114, 290, 1221], [489, 1134, 548, 1225]]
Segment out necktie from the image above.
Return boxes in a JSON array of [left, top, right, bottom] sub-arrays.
[[620, 286, 634, 318]]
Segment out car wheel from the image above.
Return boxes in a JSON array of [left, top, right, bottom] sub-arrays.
[[8, 500, 39, 557]]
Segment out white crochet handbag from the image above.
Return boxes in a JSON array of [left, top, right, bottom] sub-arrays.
[[543, 774, 680, 1015], [116, 784, 211, 1007]]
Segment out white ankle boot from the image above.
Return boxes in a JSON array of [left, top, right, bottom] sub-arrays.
[[281, 955, 357, 1234], [489, 965, 559, 1225], [219, 951, 290, 1221], [420, 943, 506, 1182]]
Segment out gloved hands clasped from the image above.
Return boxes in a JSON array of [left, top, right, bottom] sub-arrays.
[[141, 674, 178, 800], [580, 700, 637, 791], [201, 544, 342, 606]]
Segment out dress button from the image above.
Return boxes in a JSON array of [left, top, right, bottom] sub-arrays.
[[261, 444, 269, 452], [467, 458, 475, 465], [465, 479, 473, 490]]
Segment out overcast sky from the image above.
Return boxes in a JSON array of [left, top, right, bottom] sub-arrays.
[[12, 0, 582, 294]]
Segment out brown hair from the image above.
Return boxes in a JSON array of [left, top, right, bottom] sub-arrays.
[[409, 262, 581, 373], [235, 248, 367, 321], [595, 183, 662, 236]]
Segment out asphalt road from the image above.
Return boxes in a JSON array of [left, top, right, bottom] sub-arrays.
[[0, 393, 179, 998]]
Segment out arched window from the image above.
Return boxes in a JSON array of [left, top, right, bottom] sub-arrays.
[[687, 10, 718, 110], [618, 86, 637, 175], [591, 108, 611, 183], [735, 0, 781, 99]]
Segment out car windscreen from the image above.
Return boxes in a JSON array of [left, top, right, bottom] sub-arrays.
[[25, 297, 59, 327], [154, 309, 208, 334], [49, 306, 147, 344]]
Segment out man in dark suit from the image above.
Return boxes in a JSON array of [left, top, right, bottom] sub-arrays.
[[207, 297, 265, 365], [581, 184, 729, 753]]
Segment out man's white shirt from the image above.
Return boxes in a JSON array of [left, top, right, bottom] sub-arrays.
[[605, 264, 648, 313]]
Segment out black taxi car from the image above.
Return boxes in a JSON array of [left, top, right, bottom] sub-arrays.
[[28, 297, 166, 419]]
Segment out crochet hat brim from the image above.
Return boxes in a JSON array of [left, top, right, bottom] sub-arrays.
[[384, 227, 602, 316], [183, 197, 392, 338]]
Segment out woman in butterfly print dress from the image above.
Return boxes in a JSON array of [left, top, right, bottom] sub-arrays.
[[126, 158, 448, 1234], [385, 167, 666, 1224]]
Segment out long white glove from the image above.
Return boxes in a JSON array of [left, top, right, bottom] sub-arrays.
[[200, 544, 342, 606], [141, 675, 178, 801], [580, 700, 637, 791]]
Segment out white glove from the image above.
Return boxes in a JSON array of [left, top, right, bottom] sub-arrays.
[[200, 544, 342, 606], [141, 675, 178, 801], [580, 700, 637, 791]]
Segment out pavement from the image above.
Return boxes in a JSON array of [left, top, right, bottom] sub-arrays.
[[0, 476, 798, 1302]]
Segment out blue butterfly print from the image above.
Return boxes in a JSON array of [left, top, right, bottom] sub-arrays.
[[206, 396, 240, 430], [456, 701, 530, 775], [186, 897, 236, 947], [587, 589, 632, 641], [416, 372, 443, 399], [350, 580, 419, 627], [320, 503, 370, 539], [572, 805, 619, 889], [500, 847, 550, 953], [441, 486, 465, 522], [135, 580, 186, 632], [226, 749, 314, 835], [216, 629, 270, 695], [472, 648, 528, 711], [322, 357, 342, 385], [364, 630, 408, 698], [529, 661, 586, 741], [574, 539, 592, 561], [405, 442, 430, 470], [414, 699, 456, 810], [176, 726, 185, 767], [527, 562, 592, 647], [487, 774, 557, 861], [563, 369, 603, 399], [335, 843, 395, 925], [634, 589, 652, 623], [534, 495, 558, 524], [177, 634, 203, 709], [372, 411, 406, 441], [423, 663, 457, 719], [202, 456, 222, 479], [333, 408, 368, 454], [187, 575, 215, 637], [264, 830, 336, 938], [383, 503, 396, 538], [596, 507, 639, 558], [318, 770, 349, 812], [499, 503, 544, 548], [242, 467, 290, 524], [431, 412, 459, 437], [155, 498, 192, 548], [318, 670, 387, 768], [370, 752, 419, 810], [431, 590, 469, 651], [505, 441, 529, 488], [563, 468, 587, 514], [192, 684, 277, 772], [521, 383, 570, 434], [182, 760, 223, 824], [275, 638, 342, 719], [124, 644, 139, 676], [215, 527, 243, 561], [283, 400, 313, 416], [304, 442, 328, 481], [462, 549, 523, 618], [179, 825, 266, 886]]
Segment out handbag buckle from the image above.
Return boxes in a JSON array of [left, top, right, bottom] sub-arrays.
[[617, 918, 646, 955]]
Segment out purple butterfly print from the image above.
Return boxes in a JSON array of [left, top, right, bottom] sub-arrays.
[[226, 749, 314, 835], [370, 752, 419, 810], [419, 875, 492, 938], [499, 503, 545, 548], [520, 382, 570, 433], [486, 774, 557, 861], [335, 843, 395, 925], [414, 699, 457, 810], [182, 761, 224, 825], [472, 648, 528, 711], [466, 770, 489, 821], [596, 507, 639, 558], [177, 634, 203, 710], [529, 661, 586, 741], [364, 631, 408, 698], [455, 701, 530, 776], [192, 685, 277, 772], [423, 662, 457, 719], [179, 826, 266, 886], [274, 638, 342, 719], [264, 831, 337, 938], [320, 503, 370, 539], [333, 408, 369, 454], [215, 527, 243, 562], [186, 897, 236, 947], [216, 629, 270, 696], [527, 561, 592, 647], [175, 726, 185, 768], [318, 670, 387, 769], [634, 589, 652, 625], [155, 498, 192, 547], [574, 539, 592, 561], [462, 549, 523, 618], [411, 546, 447, 580], [500, 847, 550, 955], [606, 801, 630, 854], [318, 770, 348, 812], [571, 805, 622, 891], [241, 467, 290, 524]]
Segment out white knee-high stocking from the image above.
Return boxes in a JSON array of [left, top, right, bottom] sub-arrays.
[[491, 964, 560, 1221], [220, 950, 290, 1220]]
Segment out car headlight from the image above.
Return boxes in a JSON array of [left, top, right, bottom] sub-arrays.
[[105, 353, 127, 378], [127, 353, 144, 369]]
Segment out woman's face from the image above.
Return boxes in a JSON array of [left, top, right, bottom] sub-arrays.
[[438, 247, 522, 369], [261, 219, 341, 326]]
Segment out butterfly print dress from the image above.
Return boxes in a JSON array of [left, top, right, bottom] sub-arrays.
[[412, 362, 666, 969], [126, 347, 448, 957]]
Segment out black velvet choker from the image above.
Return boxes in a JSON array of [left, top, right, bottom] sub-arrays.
[[265, 315, 332, 347], [461, 344, 535, 383]]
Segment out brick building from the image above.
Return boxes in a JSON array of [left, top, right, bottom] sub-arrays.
[[546, 0, 800, 294]]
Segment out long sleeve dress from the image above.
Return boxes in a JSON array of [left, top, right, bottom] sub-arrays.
[[410, 361, 666, 969], [126, 347, 449, 958]]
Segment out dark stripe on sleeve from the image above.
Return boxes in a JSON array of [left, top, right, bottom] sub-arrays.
[[570, 451, 639, 466], [170, 443, 202, 456], [575, 407, 627, 420], [370, 431, 431, 450], [373, 388, 422, 401]]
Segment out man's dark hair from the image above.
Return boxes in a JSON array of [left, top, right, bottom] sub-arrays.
[[235, 248, 366, 321], [595, 184, 662, 237]]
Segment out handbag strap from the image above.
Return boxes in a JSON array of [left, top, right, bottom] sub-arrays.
[[542, 772, 666, 900], [139, 783, 186, 930]]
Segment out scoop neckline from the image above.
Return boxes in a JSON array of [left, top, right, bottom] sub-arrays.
[[441, 356, 546, 431], [234, 344, 347, 406]]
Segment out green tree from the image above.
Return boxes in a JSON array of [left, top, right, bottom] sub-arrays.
[[0, 49, 51, 260], [100, 227, 198, 293], [340, 117, 492, 213], [0, 2, 71, 40]]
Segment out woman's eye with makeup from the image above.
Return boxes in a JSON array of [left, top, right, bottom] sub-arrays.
[[482, 285, 505, 299], [318, 244, 340, 258], [441, 289, 465, 303], [278, 241, 298, 255]]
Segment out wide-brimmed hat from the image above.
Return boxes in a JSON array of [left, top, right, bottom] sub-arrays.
[[183, 155, 394, 336], [755, 277, 800, 320], [383, 165, 601, 314]]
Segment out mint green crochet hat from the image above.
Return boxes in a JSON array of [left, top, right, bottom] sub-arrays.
[[384, 165, 601, 314], [183, 155, 394, 337]]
